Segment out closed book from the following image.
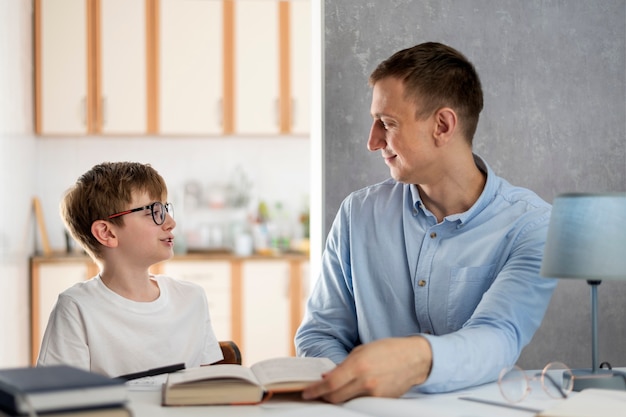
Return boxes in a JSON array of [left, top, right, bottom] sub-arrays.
[[0, 366, 127, 415], [162, 357, 335, 406], [0, 405, 132, 417]]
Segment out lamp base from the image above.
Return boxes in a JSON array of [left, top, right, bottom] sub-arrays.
[[564, 369, 626, 391]]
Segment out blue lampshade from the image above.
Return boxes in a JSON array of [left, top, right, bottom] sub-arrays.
[[541, 193, 626, 281], [540, 192, 626, 392]]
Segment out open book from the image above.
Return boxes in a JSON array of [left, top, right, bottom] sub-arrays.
[[162, 357, 335, 406]]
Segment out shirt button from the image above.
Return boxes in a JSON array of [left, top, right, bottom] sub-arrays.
[[418, 280, 427, 287], [430, 232, 437, 239]]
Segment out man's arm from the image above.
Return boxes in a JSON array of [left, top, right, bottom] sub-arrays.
[[295, 199, 360, 364]]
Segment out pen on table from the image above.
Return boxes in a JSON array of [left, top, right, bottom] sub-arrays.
[[116, 363, 186, 381], [459, 396, 542, 413]]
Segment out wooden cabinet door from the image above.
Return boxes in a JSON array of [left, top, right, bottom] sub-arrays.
[[234, 0, 310, 135], [99, 0, 147, 134], [37, 0, 147, 135], [31, 261, 93, 364], [234, 0, 280, 135], [160, 260, 232, 341], [158, 0, 223, 135], [37, 0, 88, 134], [241, 260, 291, 366], [290, 0, 311, 135]]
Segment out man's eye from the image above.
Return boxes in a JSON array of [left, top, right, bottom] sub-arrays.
[[379, 120, 388, 130]]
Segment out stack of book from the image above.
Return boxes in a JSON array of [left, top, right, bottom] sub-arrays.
[[0, 365, 130, 417]]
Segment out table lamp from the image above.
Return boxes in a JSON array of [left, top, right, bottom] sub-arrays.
[[540, 193, 626, 391]]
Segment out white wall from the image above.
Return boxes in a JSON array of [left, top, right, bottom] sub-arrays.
[[0, 0, 37, 367]]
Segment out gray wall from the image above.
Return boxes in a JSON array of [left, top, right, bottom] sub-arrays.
[[322, 0, 626, 369]]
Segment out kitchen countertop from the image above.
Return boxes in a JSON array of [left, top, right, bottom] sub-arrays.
[[31, 250, 309, 263]]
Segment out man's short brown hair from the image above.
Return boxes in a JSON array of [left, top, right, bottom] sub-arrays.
[[369, 42, 483, 144]]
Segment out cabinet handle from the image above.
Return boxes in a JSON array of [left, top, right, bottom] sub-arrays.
[[275, 98, 280, 127], [291, 98, 297, 128], [218, 98, 223, 127], [101, 97, 107, 126], [80, 97, 87, 126]]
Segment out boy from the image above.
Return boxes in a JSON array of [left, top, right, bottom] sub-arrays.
[[37, 162, 223, 377]]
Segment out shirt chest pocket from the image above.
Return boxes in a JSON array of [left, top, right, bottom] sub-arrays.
[[447, 264, 498, 330]]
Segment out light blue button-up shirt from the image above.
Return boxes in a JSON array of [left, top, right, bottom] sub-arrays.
[[295, 156, 557, 393]]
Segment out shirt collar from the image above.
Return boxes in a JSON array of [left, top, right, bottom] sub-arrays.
[[409, 154, 496, 225]]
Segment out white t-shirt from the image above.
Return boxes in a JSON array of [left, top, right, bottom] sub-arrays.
[[37, 275, 223, 377]]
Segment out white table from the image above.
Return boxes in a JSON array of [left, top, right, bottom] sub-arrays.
[[126, 377, 566, 417]]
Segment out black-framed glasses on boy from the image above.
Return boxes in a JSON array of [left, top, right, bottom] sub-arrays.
[[107, 202, 174, 226]]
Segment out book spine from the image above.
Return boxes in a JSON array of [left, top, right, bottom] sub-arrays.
[[0, 381, 19, 414]]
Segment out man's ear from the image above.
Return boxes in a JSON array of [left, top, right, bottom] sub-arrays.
[[91, 220, 118, 248], [433, 107, 457, 147]]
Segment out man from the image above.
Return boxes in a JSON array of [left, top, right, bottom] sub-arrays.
[[296, 42, 556, 403]]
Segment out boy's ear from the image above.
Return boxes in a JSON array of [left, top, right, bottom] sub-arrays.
[[91, 220, 119, 248]]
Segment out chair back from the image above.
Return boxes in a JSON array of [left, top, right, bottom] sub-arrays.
[[214, 340, 242, 365]]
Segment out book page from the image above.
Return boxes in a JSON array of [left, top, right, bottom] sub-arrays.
[[126, 374, 168, 391], [166, 364, 261, 387], [250, 357, 335, 389]]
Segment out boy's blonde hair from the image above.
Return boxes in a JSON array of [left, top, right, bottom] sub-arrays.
[[60, 162, 168, 260]]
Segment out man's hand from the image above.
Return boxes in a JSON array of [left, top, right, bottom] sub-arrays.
[[301, 336, 432, 404]]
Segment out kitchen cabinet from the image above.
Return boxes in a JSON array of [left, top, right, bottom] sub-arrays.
[[158, 0, 311, 136], [234, 0, 310, 135], [30, 256, 99, 364], [158, 0, 223, 134], [289, 0, 311, 135], [244, 258, 310, 365], [98, 0, 148, 134], [234, 0, 279, 134], [35, 0, 150, 135], [30, 253, 308, 366], [241, 260, 291, 365], [35, 0, 310, 136], [36, 0, 88, 134]]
